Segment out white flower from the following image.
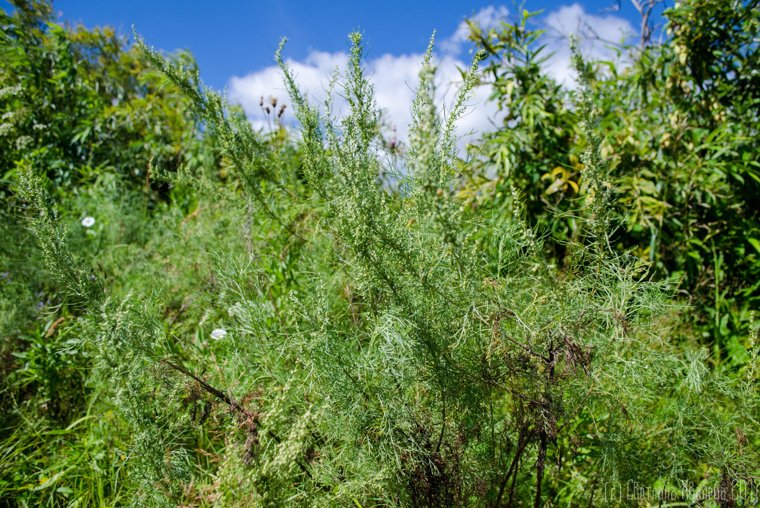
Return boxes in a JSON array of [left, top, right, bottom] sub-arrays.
[[81, 216, 95, 228], [210, 328, 227, 340]]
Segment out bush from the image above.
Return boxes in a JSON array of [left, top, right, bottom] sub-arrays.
[[462, 3, 759, 368], [1, 1, 758, 506]]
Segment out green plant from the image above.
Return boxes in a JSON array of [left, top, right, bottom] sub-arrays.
[[464, 3, 760, 368], [140, 30, 757, 505], [1, 2, 757, 506]]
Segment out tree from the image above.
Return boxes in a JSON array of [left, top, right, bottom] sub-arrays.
[[463, 1, 760, 367]]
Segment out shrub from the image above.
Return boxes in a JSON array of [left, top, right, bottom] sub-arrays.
[[2, 2, 758, 506]]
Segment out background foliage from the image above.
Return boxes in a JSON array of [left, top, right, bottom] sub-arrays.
[[463, 1, 759, 367]]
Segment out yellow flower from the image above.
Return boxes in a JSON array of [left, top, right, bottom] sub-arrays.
[[542, 166, 579, 194]]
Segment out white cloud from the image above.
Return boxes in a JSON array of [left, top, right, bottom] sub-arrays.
[[541, 3, 636, 85], [226, 4, 635, 149], [228, 50, 348, 115], [228, 46, 500, 152], [441, 5, 509, 56]]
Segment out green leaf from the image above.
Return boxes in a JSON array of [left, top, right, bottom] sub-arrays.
[[748, 237, 760, 254]]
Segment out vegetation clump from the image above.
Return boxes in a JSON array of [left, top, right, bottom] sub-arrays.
[[1, 0, 757, 506]]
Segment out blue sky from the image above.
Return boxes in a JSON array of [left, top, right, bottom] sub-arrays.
[[3, 0, 669, 142], [38, 0, 662, 88]]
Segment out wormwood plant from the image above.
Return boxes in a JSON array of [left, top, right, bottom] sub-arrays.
[[15, 169, 198, 506], [12, 27, 757, 507], [137, 32, 759, 505]]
